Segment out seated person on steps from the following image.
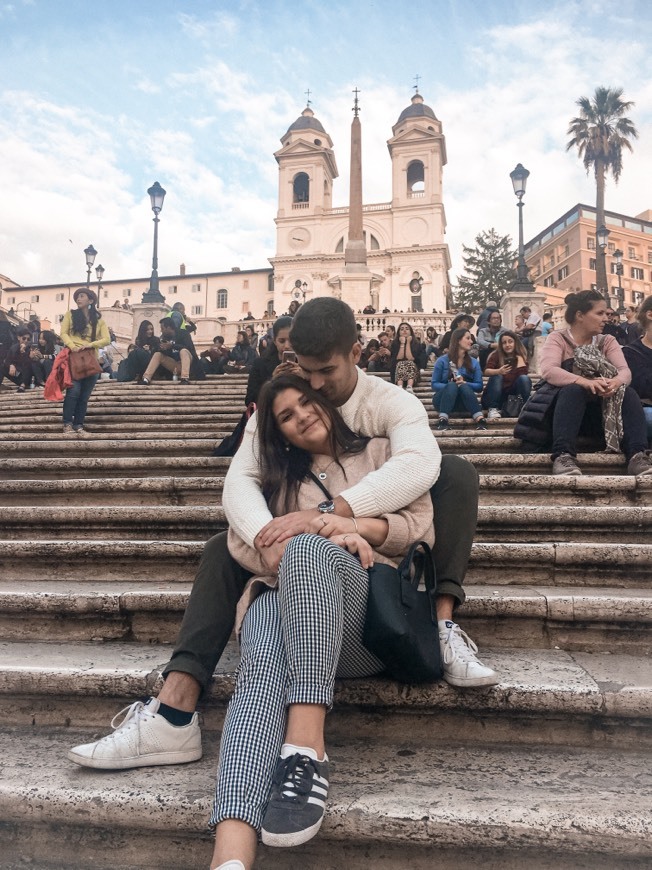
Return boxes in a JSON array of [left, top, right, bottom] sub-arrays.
[[141, 317, 203, 385], [432, 328, 486, 431], [539, 290, 652, 477], [68, 298, 497, 782], [481, 331, 531, 420], [209, 374, 434, 868], [622, 294, 652, 443]]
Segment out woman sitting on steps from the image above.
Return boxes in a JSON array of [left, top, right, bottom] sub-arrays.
[[209, 374, 434, 870], [431, 327, 486, 431]]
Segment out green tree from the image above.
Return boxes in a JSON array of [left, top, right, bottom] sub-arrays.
[[566, 86, 638, 296], [454, 228, 515, 310]]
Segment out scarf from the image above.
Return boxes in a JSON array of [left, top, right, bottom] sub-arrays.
[[571, 338, 624, 452]]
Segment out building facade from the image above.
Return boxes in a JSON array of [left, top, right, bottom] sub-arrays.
[[0, 93, 451, 332], [524, 204, 652, 310]]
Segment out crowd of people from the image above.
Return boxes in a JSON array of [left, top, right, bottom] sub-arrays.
[[1, 289, 651, 869]]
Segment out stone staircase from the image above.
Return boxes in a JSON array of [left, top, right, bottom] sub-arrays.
[[0, 376, 650, 870]]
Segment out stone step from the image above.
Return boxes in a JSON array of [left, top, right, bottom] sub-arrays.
[[1, 641, 650, 749], [0, 434, 520, 456], [0, 727, 649, 870], [475, 505, 652, 543], [0, 580, 649, 655], [0, 452, 634, 480], [1, 540, 650, 588], [0, 503, 648, 541], [0, 456, 231, 480], [0, 473, 647, 506]]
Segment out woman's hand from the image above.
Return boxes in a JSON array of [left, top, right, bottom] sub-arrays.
[[330, 533, 374, 569], [272, 361, 303, 379], [594, 377, 621, 397], [257, 509, 320, 547], [499, 364, 512, 374], [308, 514, 358, 539], [576, 376, 601, 395]]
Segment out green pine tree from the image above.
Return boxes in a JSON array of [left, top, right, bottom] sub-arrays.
[[453, 229, 516, 311]]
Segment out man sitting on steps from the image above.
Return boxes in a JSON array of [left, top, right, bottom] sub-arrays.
[[141, 317, 202, 385], [68, 298, 498, 771]]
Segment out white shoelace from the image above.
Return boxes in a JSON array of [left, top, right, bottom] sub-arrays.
[[441, 624, 480, 665]]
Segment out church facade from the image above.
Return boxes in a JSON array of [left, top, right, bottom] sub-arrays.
[[1, 93, 452, 329], [270, 93, 452, 315]]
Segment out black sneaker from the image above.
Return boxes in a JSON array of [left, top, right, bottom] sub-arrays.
[[261, 751, 330, 847], [475, 418, 488, 430], [436, 418, 451, 431]]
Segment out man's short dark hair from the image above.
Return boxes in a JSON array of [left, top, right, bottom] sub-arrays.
[[160, 317, 175, 328], [213, 335, 224, 344], [543, 312, 552, 321], [290, 297, 358, 359], [520, 306, 531, 313]]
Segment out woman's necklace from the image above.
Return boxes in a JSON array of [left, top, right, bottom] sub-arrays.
[[313, 456, 337, 481]]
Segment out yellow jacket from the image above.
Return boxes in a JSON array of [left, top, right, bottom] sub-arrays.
[[60, 311, 111, 357]]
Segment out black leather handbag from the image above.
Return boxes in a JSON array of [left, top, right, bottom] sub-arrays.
[[363, 541, 443, 683]]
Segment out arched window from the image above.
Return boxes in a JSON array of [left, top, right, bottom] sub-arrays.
[[335, 231, 381, 253], [407, 160, 425, 195], [293, 172, 310, 203], [216, 288, 228, 309]]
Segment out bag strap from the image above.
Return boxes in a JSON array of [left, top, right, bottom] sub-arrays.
[[397, 541, 437, 621], [306, 470, 333, 501]]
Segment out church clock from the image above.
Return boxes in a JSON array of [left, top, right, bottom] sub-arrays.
[[288, 227, 311, 249]]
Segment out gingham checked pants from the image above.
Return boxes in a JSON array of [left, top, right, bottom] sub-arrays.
[[210, 533, 384, 831]]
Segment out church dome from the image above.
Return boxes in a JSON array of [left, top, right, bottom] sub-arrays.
[[284, 106, 326, 137], [396, 93, 437, 124]]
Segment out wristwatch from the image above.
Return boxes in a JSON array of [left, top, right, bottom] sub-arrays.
[[318, 500, 335, 514]]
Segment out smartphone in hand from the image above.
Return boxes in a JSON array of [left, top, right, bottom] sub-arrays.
[[283, 351, 297, 363]]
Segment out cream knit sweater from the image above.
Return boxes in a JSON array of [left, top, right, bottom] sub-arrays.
[[223, 368, 441, 547]]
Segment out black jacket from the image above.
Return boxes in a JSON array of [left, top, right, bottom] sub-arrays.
[[623, 339, 652, 402], [245, 347, 280, 406]]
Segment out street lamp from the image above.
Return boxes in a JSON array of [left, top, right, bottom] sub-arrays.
[[597, 224, 610, 251], [95, 264, 105, 296], [613, 248, 624, 310], [84, 244, 97, 289], [141, 181, 167, 303], [508, 164, 534, 292], [301, 281, 308, 302]]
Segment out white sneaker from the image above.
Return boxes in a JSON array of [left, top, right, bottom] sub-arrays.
[[67, 698, 202, 769], [487, 407, 502, 421], [439, 621, 499, 687], [406, 386, 415, 394]]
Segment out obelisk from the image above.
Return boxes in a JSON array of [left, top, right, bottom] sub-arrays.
[[344, 88, 367, 273]]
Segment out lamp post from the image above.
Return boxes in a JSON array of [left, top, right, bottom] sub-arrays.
[[141, 181, 167, 303], [84, 244, 97, 289], [508, 163, 534, 292], [95, 263, 105, 297], [301, 281, 308, 302], [596, 224, 610, 302], [612, 248, 624, 310]]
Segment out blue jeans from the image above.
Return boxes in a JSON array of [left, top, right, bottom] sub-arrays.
[[433, 382, 482, 418], [62, 373, 99, 428], [482, 374, 532, 410], [644, 406, 652, 442]]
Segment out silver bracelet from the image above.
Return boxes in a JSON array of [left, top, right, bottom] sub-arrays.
[[351, 517, 359, 533]]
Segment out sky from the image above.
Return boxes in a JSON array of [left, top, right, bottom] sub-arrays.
[[1, 0, 651, 293]]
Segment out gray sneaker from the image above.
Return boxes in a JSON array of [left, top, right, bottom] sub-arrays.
[[552, 454, 582, 475], [261, 750, 330, 847], [627, 451, 652, 477]]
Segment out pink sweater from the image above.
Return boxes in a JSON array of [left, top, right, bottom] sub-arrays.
[[539, 330, 631, 388]]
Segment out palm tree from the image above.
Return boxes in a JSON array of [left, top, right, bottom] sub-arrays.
[[566, 86, 638, 297]]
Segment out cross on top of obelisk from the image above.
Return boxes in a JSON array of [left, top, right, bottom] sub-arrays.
[[352, 87, 360, 117], [305, 88, 312, 108], [413, 74, 421, 94]]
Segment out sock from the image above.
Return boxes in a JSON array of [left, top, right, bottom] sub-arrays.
[[281, 742, 328, 763], [212, 861, 245, 870], [149, 698, 193, 726]]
